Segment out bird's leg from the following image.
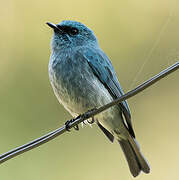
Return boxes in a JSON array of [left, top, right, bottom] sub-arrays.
[[86, 108, 96, 124], [65, 120, 79, 131], [65, 120, 72, 131], [65, 108, 96, 130], [65, 114, 82, 131], [81, 108, 96, 125]]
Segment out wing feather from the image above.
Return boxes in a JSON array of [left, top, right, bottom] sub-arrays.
[[77, 47, 135, 138]]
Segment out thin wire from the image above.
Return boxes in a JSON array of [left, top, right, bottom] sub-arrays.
[[0, 62, 178, 165], [130, 10, 174, 89]]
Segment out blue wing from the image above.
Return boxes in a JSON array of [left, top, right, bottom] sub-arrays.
[[78, 47, 135, 138]]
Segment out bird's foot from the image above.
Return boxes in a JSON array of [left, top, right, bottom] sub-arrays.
[[84, 108, 97, 125], [65, 114, 82, 131], [65, 120, 79, 131], [65, 108, 96, 131]]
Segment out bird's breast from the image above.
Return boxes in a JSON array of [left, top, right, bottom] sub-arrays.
[[48, 53, 114, 116], [48, 52, 125, 135]]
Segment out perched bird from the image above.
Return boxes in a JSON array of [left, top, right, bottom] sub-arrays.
[[47, 20, 150, 177]]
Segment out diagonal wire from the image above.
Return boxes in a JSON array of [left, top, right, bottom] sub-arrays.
[[0, 62, 178, 165]]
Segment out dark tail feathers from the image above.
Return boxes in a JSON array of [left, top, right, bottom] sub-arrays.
[[118, 137, 150, 177]]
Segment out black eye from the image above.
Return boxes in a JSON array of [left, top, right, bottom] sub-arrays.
[[69, 28, 79, 35]]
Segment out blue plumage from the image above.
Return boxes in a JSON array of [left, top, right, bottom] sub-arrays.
[[47, 20, 150, 177]]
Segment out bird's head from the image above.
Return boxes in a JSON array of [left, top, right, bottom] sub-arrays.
[[47, 20, 98, 51]]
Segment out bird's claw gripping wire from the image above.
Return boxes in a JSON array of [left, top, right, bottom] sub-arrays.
[[82, 117, 95, 126], [65, 108, 96, 131], [65, 114, 82, 131], [65, 119, 79, 131], [84, 108, 96, 125]]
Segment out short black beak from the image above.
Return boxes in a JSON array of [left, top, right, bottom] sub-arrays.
[[46, 22, 60, 31]]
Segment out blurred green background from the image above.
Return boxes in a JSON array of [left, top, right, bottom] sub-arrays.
[[0, 0, 179, 179]]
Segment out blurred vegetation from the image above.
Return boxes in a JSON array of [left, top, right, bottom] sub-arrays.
[[0, 0, 179, 179]]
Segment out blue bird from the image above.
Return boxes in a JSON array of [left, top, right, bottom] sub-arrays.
[[47, 20, 150, 177]]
